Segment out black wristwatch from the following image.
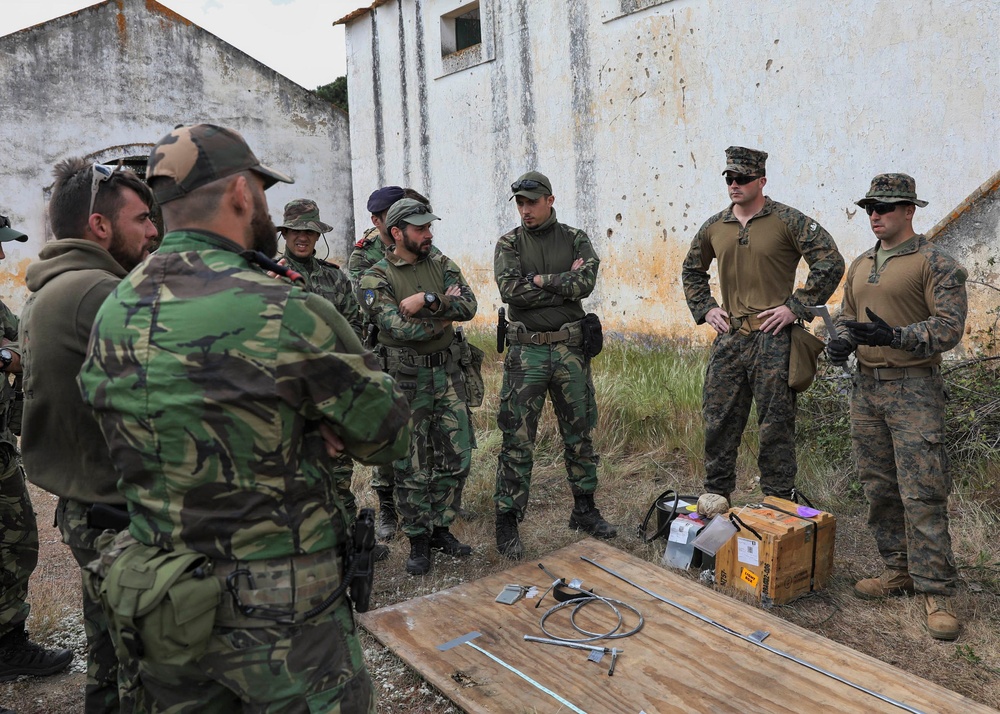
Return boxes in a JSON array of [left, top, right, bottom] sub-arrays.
[[0, 349, 12, 370], [423, 292, 438, 309]]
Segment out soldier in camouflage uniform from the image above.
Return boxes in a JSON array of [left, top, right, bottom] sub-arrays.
[[77, 124, 411, 712], [20, 160, 157, 712], [828, 174, 966, 641], [276, 199, 367, 529], [682, 147, 844, 515], [0, 217, 74, 684], [493, 172, 616, 560], [358, 198, 477, 576]]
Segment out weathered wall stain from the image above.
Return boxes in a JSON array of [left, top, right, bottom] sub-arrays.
[[371, 8, 386, 187], [397, 0, 412, 185], [414, 0, 431, 195]]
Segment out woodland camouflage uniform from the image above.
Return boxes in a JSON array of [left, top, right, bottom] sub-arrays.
[[682, 147, 844, 501], [78, 124, 411, 712]]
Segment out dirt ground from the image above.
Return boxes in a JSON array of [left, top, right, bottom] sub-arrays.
[[3, 468, 999, 713]]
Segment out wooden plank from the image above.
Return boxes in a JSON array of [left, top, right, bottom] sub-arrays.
[[359, 539, 993, 714]]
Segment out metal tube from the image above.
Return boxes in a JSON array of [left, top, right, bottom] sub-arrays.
[[581, 556, 927, 714], [523, 635, 615, 653]]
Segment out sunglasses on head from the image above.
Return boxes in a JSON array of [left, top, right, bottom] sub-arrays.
[[89, 163, 121, 217], [724, 174, 760, 186], [511, 179, 548, 194], [865, 202, 903, 216], [394, 204, 430, 226]]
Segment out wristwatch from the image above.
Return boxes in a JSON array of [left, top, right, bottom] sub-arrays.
[[423, 292, 438, 309], [0, 349, 12, 370]]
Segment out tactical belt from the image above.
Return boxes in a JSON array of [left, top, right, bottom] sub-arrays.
[[511, 329, 571, 345], [859, 364, 938, 381], [213, 548, 344, 627], [729, 314, 766, 335], [384, 346, 451, 368]]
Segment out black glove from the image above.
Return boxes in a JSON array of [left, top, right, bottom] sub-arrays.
[[826, 338, 853, 365], [843, 307, 896, 347]]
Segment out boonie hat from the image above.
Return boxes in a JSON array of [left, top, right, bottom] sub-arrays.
[[855, 173, 928, 208], [278, 199, 332, 233], [0, 215, 27, 243], [385, 198, 439, 229], [147, 123, 293, 204], [510, 171, 552, 200], [723, 146, 768, 177], [367, 186, 405, 214]]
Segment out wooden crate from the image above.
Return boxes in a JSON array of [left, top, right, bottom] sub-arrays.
[[715, 497, 836, 605]]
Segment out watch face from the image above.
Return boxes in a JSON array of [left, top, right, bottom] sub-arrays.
[[0, 349, 10, 363]]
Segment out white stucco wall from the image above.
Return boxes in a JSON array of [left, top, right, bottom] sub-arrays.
[[343, 0, 999, 338], [0, 0, 353, 312]]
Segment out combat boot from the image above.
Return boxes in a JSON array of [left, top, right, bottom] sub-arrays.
[[375, 487, 398, 542], [853, 568, 915, 600], [923, 594, 961, 640], [430, 526, 473, 556], [0, 627, 73, 682], [452, 479, 478, 521], [405, 534, 432, 576], [568, 494, 618, 539], [495, 510, 524, 560]]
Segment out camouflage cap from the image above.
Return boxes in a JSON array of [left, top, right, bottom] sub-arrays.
[[385, 198, 439, 229], [277, 199, 333, 233], [510, 171, 552, 200], [147, 124, 294, 204], [367, 186, 405, 214], [0, 214, 27, 243], [723, 146, 768, 177], [856, 173, 928, 208]]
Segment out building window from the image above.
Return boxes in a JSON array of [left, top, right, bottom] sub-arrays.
[[441, 2, 481, 57]]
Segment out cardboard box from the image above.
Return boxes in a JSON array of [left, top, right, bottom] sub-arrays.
[[714, 497, 836, 605]]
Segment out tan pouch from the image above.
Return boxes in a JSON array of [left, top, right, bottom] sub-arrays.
[[788, 324, 825, 392]]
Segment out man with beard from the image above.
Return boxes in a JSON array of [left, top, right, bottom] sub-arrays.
[[78, 124, 410, 711], [0, 215, 74, 687], [20, 160, 156, 712], [682, 147, 844, 517], [359, 198, 477, 576]]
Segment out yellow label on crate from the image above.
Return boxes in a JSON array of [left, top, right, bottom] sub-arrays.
[[740, 567, 759, 588]]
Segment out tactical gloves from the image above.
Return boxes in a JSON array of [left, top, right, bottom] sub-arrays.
[[843, 307, 901, 348], [826, 338, 854, 365]]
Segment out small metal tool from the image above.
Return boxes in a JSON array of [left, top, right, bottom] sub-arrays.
[[806, 304, 852, 374], [523, 636, 621, 676]]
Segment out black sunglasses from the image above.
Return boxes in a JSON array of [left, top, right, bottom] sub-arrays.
[[725, 174, 760, 186], [511, 179, 549, 193], [865, 203, 902, 216]]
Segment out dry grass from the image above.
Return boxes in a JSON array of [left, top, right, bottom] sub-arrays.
[[4, 333, 999, 712]]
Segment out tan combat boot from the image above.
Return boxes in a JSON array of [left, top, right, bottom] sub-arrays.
[[853, 568, 915, 599], [923, 594, 961, 640]]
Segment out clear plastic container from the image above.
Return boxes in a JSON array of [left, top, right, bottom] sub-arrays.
[[691, 514, 738, 556]]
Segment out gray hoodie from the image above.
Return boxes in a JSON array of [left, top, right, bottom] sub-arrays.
[[21, 239, 127, 504]]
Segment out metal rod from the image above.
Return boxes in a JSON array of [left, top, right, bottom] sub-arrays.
[[523, 635, 617, 653], [464, 641, 588, 714], [581, 556, 927, 714]]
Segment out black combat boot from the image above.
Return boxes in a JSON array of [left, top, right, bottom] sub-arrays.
[[452, 478, 478, 521], [0, 627, 73, 682], [405, 534, 432, 576], [568, 494, 618, 539], [495, 510, 524, 560], [375, 487, 398, 542], [430, 526, 473, 556]]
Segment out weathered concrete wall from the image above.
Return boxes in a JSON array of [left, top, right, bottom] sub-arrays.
[[0, 0, 353, 312], [342, 0, 999, 338]]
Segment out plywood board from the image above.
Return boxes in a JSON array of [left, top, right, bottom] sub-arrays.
[[359, 539, 991, 714]]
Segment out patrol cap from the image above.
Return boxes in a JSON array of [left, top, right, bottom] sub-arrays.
[[723, 146, 768, 177], [510, 171, 552, 200], [147, 123, 294, 204], [856, 173, 928, 208], [278, 199, 333, 233], [367, 186, 405, 214], [0, 215, 27, 243], [385, 198, 439, 229]]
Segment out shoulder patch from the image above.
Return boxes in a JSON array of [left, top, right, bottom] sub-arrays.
[[809, 222, 818, 232], [363, 288, 376, 307]]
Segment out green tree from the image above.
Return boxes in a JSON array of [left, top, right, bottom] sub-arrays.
[[315, 76, 348, 114]]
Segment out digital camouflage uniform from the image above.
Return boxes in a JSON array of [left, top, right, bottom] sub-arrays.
[[682, 196, 844, 499], [359, 249, 477, 540], [281, 200, 365, 522], [78, 122, 411, 713], [493, 210, 600, 517], [836, 234, 967, 596], [0, 303, 35, 642]]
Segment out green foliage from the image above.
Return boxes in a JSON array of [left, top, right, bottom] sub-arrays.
[[315, 76, 348, 113]]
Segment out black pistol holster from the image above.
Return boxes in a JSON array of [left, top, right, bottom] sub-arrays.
[[497, 307, 508, 353], [347, 508, 377, 613]]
